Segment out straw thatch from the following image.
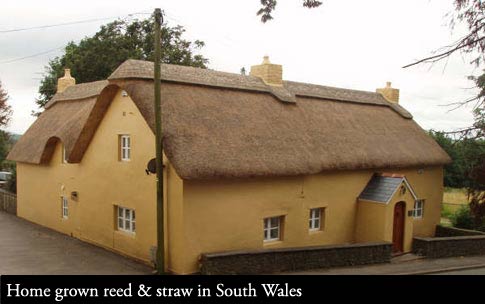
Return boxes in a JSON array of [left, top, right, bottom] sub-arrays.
[[9, 97, 97, 164], [45, 80, 108, 108], [115, 80, 450, 179], [8, 59, 451, 180]]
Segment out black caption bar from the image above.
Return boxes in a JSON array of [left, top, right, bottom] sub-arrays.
[[0, 275, 481, 303]]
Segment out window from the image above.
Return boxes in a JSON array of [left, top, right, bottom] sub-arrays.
[[309, 208, 323, 231], [413, 199, 424, 219], [62, 145, 68, 163], [61, 196, 68, 219], [120, 135, 131, 161], [264, 216, 281, 242], [117, 206, 136, 233]]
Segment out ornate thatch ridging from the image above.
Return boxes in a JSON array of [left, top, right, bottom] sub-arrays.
[[8, 60, 451, 179], [109, 60, 411, 117]]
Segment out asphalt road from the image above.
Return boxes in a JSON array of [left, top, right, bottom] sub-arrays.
[[431, 267, 485, 275], [0, 211, 153, 275]]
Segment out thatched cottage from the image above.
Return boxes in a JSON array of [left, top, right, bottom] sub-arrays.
[[8, 57, 450, 274]]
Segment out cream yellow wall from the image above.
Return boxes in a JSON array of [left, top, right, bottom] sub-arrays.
[[179, 167, 444, 273], [356, 182, 417, 253], [355, 201, 388, 243], [16, 89, 180, 266]]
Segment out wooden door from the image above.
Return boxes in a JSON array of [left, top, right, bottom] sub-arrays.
[[392, 202, 405, 253]]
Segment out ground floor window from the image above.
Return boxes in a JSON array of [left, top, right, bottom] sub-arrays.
[[264, 216, 282, 242], [413, 199, 424, 219], [61, 196, 68, 219], [309, 208, 324, 231], [117, 206, 136, 233]]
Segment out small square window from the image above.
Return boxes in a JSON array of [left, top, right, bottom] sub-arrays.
[[117, 206, 135, 233], [309, 208, 324, 231], [264, 216, 282, 242], [413, 199, 424, 219]]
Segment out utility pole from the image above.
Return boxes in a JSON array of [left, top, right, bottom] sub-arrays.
[[154, 8, 165, 275]]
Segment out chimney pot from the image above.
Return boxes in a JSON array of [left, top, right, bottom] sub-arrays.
[[57, 68, 76, 93], [377, 81, 399, 103]]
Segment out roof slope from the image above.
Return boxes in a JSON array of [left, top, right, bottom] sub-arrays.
[[8, 60, 451, 179], [118, 80, 450, 179], [8, 97, 97, 164], [359, 174, 418, 203]]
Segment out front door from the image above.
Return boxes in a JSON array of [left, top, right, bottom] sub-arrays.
[[392, 202, 405, 253]]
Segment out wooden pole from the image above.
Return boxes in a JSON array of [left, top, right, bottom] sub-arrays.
[[154, 8, 165, 275]]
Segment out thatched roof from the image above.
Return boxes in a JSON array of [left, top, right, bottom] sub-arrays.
[[8, 60, 451, 179], [45, 80, 108, 109]]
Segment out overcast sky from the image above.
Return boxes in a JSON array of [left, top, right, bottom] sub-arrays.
[[0, 0, 479, 134]]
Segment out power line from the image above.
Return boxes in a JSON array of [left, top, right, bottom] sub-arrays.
[[0, 12, 150, 34], [0, 47, 63, 65]]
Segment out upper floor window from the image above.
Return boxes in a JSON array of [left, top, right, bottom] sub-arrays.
[[264, 216, 282, 242], [413, 199, 424, 219], [309, 208, 324, 231], [62, 145, 68, 164], [120, 135, 131, 161]]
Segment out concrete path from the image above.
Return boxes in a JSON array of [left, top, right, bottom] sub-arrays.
[[283, 254, 485, 275], [0, 211, 153, 275]]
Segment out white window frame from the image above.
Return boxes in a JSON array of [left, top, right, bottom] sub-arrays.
[[120, 135, 131, 161], [62, 145, 68, 164], [309, 208, 322, 231], [413, 199, 424, 219], [61, 196, 68, 219], [117, 206, 136, 233], [263, 216, 281, 242]]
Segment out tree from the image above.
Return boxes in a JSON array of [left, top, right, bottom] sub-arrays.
[[0, 81, 12, 127], [407, 1, 485, 228], [36, 18, 208, 110], [257, 0, 322, 22]]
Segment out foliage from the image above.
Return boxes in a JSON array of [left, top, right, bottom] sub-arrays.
[[441, 204, 454, 220], [428, 130, 485, 188], [0, 81, 12, 127], [7, 166, 16, 194], [257, 0, 322, 22], [0, 130, 11, 170], [36, 18, 208, 110], [451, 205, 476, 230]]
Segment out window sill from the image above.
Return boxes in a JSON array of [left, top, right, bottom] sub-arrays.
[[309, 229, 323, 235], [115, 230, 136, 238], [263, 240, 282, 246]]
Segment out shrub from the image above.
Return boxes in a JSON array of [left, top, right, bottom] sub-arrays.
[[451, 205, 475, 230]]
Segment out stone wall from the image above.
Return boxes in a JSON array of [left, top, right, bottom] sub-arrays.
[[435, 225, 485, 237], [413, 235, 485, 258], [0, 189, 17, 215], [200, 242, 392, 275]]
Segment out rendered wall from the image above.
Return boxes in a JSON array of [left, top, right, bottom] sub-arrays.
[[16, 89, 183, 269], [180, 167, 443, 273]]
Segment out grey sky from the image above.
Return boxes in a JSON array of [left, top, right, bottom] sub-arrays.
[[0, 0, 478, 134]]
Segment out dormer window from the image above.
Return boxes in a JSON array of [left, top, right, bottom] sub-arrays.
[[62, 145, 68, 164]]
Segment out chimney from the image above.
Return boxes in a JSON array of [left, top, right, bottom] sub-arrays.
[[250, 56, 283, 86], [376, 81, 399, 103], [57, 69, 76, 93]]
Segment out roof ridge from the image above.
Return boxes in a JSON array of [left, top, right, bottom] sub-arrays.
[[284, 80, 383, 97]]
